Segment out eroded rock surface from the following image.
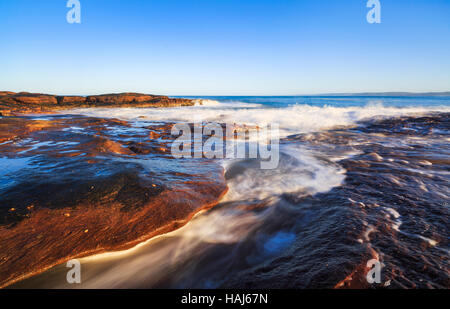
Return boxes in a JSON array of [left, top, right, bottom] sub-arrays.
[[0, 115, 227, 288]]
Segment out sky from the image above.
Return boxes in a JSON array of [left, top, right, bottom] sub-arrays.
[[0, 0, 449, 95]]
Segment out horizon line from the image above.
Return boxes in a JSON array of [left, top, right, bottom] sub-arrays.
[[3, 90, 450, 97]]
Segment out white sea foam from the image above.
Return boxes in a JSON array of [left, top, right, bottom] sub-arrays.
[[193, 99, 221, 106], [222, 144, 346, 201], [384, 207, 403, 232], [194, 99, 262, 108], [56, 102, 449, 202], [418, 236, 438, 247], [59, 103, 450, 138], [62, 206, 263, 288]]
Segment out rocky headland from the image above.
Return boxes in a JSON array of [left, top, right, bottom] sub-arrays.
[[0, 91, 194, 116]]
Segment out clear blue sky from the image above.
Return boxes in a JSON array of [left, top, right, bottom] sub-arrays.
[[0, 0, 449, 95]]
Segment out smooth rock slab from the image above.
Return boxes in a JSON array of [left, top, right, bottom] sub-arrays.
[[0, 115, 227, 288]]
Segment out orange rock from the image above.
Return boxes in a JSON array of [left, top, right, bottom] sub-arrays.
[[56, 96, 86, 104], [12, 94, 58, 105], [86, 93, 164, 104], [0, 91, 194, 115], [0, 115, 227, 289], [149, 131, 160, 139]]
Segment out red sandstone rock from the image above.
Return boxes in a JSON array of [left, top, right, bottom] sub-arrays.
[[0, 91, 16, 96], [0, 116, 227, 288], [0, 91, 194, 115], [86, 93, 161, 104], [11, 93, 58, 105], [56, 96, 86, 104]]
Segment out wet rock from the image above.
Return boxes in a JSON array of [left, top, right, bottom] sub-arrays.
[[0, 115, 227, 288]]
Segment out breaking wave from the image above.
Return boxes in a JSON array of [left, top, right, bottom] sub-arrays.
[[60, 103, 450, 137]]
